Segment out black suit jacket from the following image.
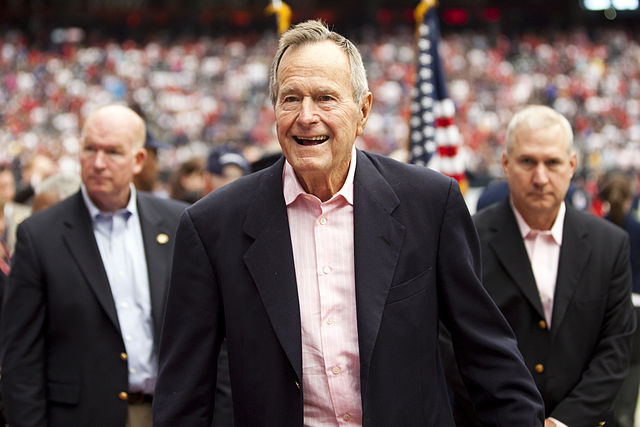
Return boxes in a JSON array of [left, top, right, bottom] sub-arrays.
[[154, 151, 544, 426], [473, 200, 635, 425], [1, 191, 186, 426]]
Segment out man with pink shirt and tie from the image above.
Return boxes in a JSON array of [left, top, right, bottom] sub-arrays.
[[466, 105, 635, 426], [153, 20, 544, 426]]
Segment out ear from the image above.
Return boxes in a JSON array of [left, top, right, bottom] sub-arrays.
[[356, 92, 373, 136], [569, 152, 577, 177], [501, 151, 509, 179], [133, 147, 147, 175]]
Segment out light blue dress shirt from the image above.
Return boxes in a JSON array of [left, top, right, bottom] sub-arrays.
[[81, 184, 157, 394]]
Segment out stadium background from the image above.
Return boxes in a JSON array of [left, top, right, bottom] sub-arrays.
[[2, 0, 640, 211]]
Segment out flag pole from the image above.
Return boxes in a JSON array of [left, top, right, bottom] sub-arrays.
[[265, 0, 292, 35]]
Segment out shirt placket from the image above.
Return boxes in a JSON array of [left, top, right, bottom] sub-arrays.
[[314, 202, 355, 425]]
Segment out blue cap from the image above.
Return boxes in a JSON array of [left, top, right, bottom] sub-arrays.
[[145, 129, 171, 150], [206, 147, 249, 176]]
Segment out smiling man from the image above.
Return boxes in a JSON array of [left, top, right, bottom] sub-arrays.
[[1, 105, 187, 427], [153, 20, 544, 426], [465, 105, 635, 426]]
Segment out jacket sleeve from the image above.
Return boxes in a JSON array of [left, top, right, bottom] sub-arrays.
[[152, 209, 224, 426], [1, 221, 47, 427], [551, 232, 635, 425], [436, 180, 545, 427]]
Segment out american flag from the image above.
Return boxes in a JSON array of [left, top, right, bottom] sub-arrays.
[[409, 1, 467, 189]]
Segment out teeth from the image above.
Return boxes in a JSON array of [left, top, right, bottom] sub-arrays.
[[298, 136, 327, 141]]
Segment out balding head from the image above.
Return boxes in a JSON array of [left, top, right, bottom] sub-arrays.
[[82, 104, 146, 151], [79, 104, 147, 212]]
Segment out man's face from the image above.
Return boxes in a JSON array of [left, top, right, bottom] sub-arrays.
[[79, 118, 145, 212], [0, 170, 15, 206], [503, 123, 577, 227], [274, 40, 371, 195]]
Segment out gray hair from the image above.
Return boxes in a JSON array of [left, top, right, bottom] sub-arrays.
[[35, 172, 81, 199], [268, 20, 369, 106], [505, 105, 574, 155]]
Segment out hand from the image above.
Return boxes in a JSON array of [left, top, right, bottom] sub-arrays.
[[544, 419, 557, 427]]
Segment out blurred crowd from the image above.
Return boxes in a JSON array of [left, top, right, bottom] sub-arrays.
[[1, 24, 640, 200]]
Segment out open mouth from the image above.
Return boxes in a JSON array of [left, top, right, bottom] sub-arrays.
[[294, 135, 329, 146]]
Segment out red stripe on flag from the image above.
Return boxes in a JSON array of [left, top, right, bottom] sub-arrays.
[[435, 117, 454, 127], [438, 146, 458, 157]]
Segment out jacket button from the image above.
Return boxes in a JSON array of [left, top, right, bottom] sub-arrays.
[[120, 352, 128, 361], [534, 364, 544, 374], [598, 422, 606, 426], [295, 381, 301, 390], [118, 391, 128, 401], [538, 320, 547, 330]]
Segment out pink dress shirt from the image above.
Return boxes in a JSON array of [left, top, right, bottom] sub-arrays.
[[283, 147, 362, 426], [512, 201, 565, 327]]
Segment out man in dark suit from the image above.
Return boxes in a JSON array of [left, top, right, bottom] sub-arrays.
[[1, 105, 186, 427], [471, 105, 635, 426], [153, 20, 544, 426]]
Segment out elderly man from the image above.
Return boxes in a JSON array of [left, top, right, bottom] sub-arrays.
[[153, 21, 544, 426], [1, 105, 187, 427], [465, 105, 635, 426]]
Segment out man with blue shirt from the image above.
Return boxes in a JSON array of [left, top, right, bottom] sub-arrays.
[[1, 104, 186, 427]]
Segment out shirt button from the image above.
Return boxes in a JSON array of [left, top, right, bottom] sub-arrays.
[[326, 317, 335, 325], [323, 266, 332, 275], [332, 366, 341, 375], [534, 363, 544, 373], [125, 335, 132, 342], [121, 302, 129, 309], [118, 271, 124, 277], [129, 368, 136, 374], [343, 413, 351, 422], [319, 217, 327, 225]]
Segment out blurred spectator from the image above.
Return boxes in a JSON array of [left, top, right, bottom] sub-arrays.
[[168, 157, 205, 204], [13, 154, 58, 205], [0, 165, 31, 259], [134, 129, 170, 196], [32, 172, 82, 214], [598, 171, 640, 427], [203, 146, 250, 195]]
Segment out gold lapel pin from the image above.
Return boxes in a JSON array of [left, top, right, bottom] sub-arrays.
[[156, 233, 169, 245]]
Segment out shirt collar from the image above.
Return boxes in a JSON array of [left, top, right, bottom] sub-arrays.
[[511, 200, 565, 245], [283, 145, 357, 206], [81, 183, 138, 220]]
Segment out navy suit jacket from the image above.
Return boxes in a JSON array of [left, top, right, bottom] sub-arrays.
[[472, 200, 636, 425], [154, 151, 544, 426], [1, 191, 186, 426]]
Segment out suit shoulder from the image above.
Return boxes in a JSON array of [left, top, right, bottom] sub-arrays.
[[138, 192, 188, 215], [19, 192, 81, 231], [362, 151, 452, 183], [359, 151, 456, 204], [571, 208, 629, 241], [187, 166, 271, 219]]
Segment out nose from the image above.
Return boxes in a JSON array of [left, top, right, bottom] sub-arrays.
[[93, 150, 107, 169], [297, 97, 319, 125], [532, 163, 549, 186]]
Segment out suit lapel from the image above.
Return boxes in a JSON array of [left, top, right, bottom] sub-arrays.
[[137, 194, 172, 338], [243, 158, 303, 382], [352, 151, 405, 397], [551, 207, 590, 336], [62, 193, 121, 332], [488, 201, 546, 320]]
